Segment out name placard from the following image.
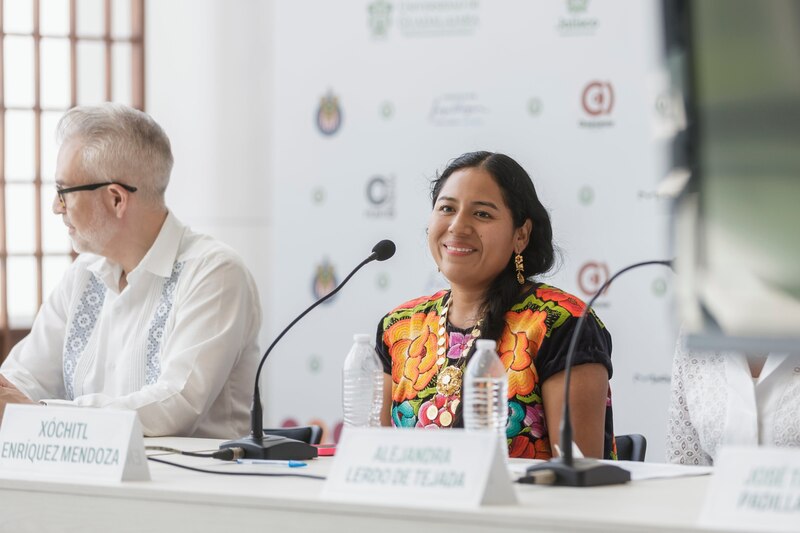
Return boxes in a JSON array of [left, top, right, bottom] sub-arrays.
[[700, 446, 800, 532], [321, 427, 516, 508], [0, 404, 149, 482]]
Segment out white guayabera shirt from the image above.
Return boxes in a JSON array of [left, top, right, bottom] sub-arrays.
[[1, 212, 261, 438], [666, 337, 800, 465]]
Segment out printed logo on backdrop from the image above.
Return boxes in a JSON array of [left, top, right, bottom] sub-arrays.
[[578, 185, 595, 206], [368, 0, 393, 38], [579, 81, 614, 129], [653, 91, 684, 138], [558, 0, 599, 36], [577, 261, 610, 305], [365, 175, 396, 218], [368, 0, 480, 39], [637, 189, 670, 201], [312, 259, 338, 301], [317, 91, 343, 136], [527, 97, 543, 117], [429, 93, 488, 127], [633, 373, 670, 385], [379, 101, 395, 119]]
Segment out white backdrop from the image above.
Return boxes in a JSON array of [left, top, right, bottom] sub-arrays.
[[262, 0, 679, 461]]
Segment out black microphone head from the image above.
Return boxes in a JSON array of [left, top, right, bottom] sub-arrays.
[[372, 239, 396, 261]]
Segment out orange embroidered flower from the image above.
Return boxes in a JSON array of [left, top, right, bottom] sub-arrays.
[[536, 286, 586, 317], [384, 311, 440, 402], [498, 309, 547, 398], [509, 436, 553, 459]]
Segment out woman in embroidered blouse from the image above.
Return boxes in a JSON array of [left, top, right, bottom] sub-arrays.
[[376, 151, 616, 460]]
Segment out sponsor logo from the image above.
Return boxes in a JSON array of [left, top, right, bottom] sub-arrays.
[[429, 92, 488, 127], [577, 261, 610, 298], [365, 175, 396, 218], [312, 259, 338, 301], [379, 100, 395, 119], [636, 190, 670, 201], [368, 0, 393, 38], [368, 0, 480, 39], [582, 81, 614, 115], [652, 277, 668, 297], [633, 373, 671, 384], [579, 81, 614, 129], [312, 187, 326, 205], [316, 91, 343, 136], [308, 355, 322, 373], [578, 185, 595, 206], [527, 97, 543, 116], [558, 0, 599, 36], [377, 273, 390, 289]]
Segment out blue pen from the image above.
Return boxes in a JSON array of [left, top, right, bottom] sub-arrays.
[[236, 459, 307, 468]]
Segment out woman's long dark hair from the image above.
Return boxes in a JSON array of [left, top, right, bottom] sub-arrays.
[[431, 151, 555, 343]]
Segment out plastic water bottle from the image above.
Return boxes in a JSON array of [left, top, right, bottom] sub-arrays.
[[342, 334, 383, 427], [463, 339, 508, 453]]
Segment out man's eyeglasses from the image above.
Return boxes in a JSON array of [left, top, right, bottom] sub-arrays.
[[56, 181, 138, 208]]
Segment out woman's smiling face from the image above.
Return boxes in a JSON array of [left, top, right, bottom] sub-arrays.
[[428, 166, 530, 291]]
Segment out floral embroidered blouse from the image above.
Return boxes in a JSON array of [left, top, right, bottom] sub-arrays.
[[376, 283, 616, 459]]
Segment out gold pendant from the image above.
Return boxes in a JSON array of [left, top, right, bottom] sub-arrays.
[[436, 366, 463, 396]]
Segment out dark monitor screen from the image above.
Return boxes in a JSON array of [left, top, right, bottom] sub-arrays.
[[665, 0, 800, 352]]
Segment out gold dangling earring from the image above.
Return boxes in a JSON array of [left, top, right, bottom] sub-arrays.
[[515, 253, 525, 285]]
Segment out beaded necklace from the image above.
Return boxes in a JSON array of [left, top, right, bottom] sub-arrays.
[[432, 293, 482, 425]]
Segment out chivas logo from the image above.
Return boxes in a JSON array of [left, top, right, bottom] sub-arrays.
[[312, 259, 338, 301], [558, 0, 598, 36], [578, 261, 610, 298], [317, 91, 343, 136], [582, 81, 614, 116]]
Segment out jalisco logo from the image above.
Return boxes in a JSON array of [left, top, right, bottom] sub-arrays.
[[316, 90, 343, 136], [577, 261, 610, 298], [312, 259, 338, 302], [579, 80, 614, 129], [365, 175, 396, 218], [558, 0, 599, 36]]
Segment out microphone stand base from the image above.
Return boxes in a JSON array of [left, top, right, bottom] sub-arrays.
[[520, 457, 631, 487], [220, 435, 319, 460]]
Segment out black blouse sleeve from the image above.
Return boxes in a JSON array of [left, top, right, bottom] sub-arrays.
[[536, 311, 613, 384]]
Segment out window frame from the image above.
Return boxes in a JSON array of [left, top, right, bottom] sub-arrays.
[[0, 0, 145, 360]]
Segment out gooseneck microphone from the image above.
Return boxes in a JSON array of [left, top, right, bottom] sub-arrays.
[[520, 259, 673, 486], [220, 240, 396, 460]]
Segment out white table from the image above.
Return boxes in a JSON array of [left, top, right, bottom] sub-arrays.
[[0, 437, 745, 533]]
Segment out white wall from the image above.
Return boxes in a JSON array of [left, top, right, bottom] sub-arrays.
[[146, 0, 275, 344]]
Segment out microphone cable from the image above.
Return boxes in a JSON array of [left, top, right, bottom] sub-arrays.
[[146, 456, 326, 480], [145, 445, 244, 460]]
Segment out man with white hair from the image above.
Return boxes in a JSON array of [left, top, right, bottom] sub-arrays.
[[0, 103, 261, 438]]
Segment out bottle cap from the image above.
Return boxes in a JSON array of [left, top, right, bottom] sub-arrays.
[[475, 339, 497, 351], [353, 334, 371, 343]]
